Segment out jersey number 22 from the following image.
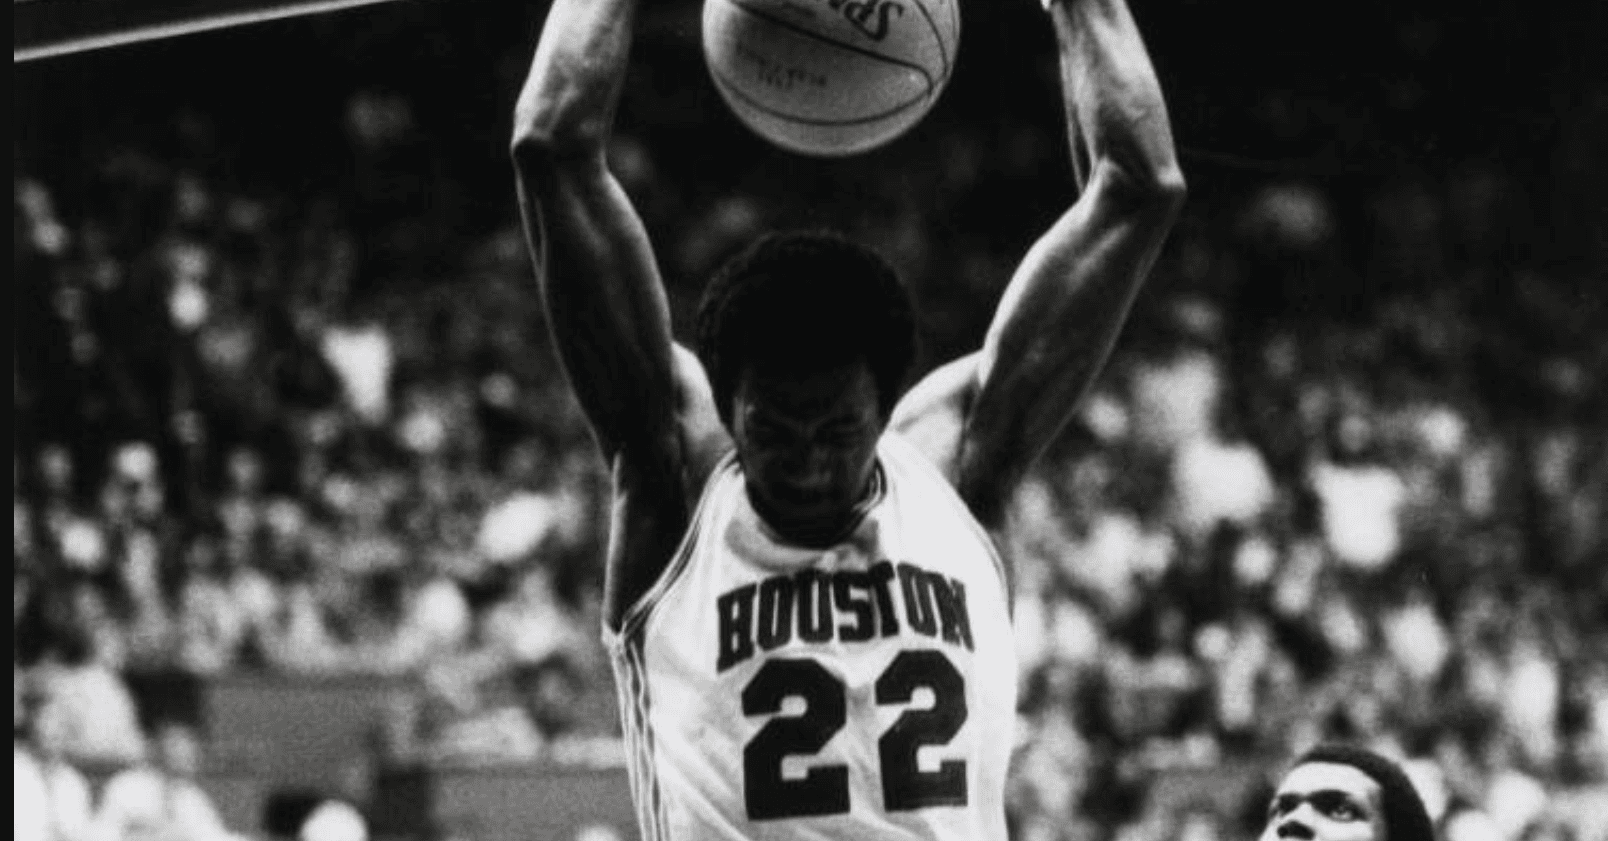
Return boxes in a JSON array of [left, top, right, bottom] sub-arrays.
[[742, 649, 968, 820]]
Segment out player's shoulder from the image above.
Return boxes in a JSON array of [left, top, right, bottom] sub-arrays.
[[671, 343, 732, 493], [889, 351, 983, 485]]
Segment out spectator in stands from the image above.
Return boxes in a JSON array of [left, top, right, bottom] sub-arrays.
[[347, 553, 470, 677], [247, 519, 348, 675], [15, 685, 97, 841], [480, 562, 584, 668], [420, 672, 546, 764], [1259, 744, 1434, 841], [1306, 400, 1408, 574], [16, 736, 52, 841], [297, 801, 367, 841], [511, 653, 585, 745], [27, 611, 146, 767], [176, 532, 253, 674], [115, 524, 179, 671], [280, 756, 372, 841], [35, 444, 84, 545], [97, 721, 238, 841]]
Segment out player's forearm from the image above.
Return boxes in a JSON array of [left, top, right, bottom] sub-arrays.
[[507, 0, 683, 459], [1048, 0, 1184, 198], [511, 0, 638, 156], [512, 160, 680, 459]]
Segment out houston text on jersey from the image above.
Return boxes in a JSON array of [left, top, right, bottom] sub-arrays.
[[715, 560, 974, 672]]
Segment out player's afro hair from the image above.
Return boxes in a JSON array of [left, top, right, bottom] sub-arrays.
[[696, 230, 916, 427], [1292, 744, 1435, 841]]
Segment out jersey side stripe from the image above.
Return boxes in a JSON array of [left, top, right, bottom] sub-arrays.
[[628, 625, 672, 841], [611, 646, 649, 841], [613, 627, 666, 841], [639, 631, 672, 841]]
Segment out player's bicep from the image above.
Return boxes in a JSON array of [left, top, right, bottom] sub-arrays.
[[962, 164, 1182, 513], [513, 145, 680, 464]]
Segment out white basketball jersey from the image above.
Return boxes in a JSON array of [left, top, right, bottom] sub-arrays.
[[604, 431, 1016, 841]]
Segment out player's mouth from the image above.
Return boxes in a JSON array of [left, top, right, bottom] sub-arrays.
[[770, 489, 832, 516], [755, 478, 846, 519], [756, 494, 861, 548]]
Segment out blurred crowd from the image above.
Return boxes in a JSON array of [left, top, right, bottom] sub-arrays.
[[13, 3, 1608, 840], [1001, 281, 1608, 840], [16, 83, 623, 841]]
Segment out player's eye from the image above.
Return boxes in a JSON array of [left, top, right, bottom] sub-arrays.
[[748, 418, 789, 444], [1312, 793, 1362, 821], [818, 422, 862, 445]]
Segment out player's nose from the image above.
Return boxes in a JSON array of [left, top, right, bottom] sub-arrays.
[[781, 441, 834, 476], [1275, 814, 1316, 839], [797, 449, 838, 486]]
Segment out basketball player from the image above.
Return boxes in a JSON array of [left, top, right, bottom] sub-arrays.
[[1260, 744, 1435, 841], [510, 0, 1183, 836]]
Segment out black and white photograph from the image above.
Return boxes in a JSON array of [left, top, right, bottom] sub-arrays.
[[14, 0, 1607, 839]]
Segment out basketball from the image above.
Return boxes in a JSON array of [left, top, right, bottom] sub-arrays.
[[701, 0, 959, 157]]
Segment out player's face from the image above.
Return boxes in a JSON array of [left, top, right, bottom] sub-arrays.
[[1260, 763, 1388, 841], [731, 360, 885, 546]]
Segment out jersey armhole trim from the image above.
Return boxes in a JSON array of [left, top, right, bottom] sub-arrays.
[[605, 449, 740, 650], [881, 430, 1013, 615]]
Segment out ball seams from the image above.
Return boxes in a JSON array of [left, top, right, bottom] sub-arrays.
[[906, 0, 950, 83]]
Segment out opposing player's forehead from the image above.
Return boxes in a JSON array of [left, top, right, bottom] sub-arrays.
[[1276, 762, 1383, 805]]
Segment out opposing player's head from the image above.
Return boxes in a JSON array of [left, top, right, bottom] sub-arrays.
[[1260, 744, 1434, 841], [697, 230, 915, 545]]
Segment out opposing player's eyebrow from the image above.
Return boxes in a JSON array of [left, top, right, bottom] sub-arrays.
[[1269, 790, 1371, 819]]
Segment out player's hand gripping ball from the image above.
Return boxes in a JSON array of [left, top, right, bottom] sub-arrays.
[[702, 0, 959, 157]]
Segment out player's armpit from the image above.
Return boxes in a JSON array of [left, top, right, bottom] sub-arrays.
[[592, 349, 728, 631], [599, 440, 698, 629]]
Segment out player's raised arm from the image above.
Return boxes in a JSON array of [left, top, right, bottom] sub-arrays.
[[510, 0, 725, 624], [930, 0, 1186, 524], [511, 0, 715, 462]]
